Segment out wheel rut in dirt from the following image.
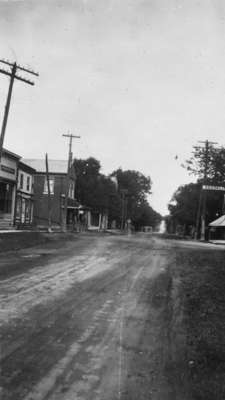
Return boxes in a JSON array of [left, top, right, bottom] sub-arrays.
[[1, 235, 200, 400]]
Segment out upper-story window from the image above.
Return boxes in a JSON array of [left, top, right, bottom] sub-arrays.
[[43, 177, 54, 195], [68, 181, 75, 199], [26, 176, 30, 192], [20, 173, 24, 190]]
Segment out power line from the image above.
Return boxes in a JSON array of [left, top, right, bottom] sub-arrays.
[[0, 59, 39, 76]]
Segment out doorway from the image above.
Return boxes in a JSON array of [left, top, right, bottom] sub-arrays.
[[0, 181, 13, 215]]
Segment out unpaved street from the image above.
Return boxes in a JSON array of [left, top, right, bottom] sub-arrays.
[[1, 234, 225, 400]]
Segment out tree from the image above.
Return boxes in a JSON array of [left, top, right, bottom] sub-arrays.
[[111, 169, 152, 217], [111, 168, 161, 229], [73, 157, 121, 219], [73, 157, 101, 207], [168, 182, 224, 235], [182, 145, 225, 184], [167, 144, 225, 236], [132, 201, 162, 231], [112, 169, 152, 200], [168, 183, 201, 234], [74, 160, 161, 230]]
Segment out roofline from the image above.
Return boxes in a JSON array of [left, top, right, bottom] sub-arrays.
[[23, 158, 68, 162], [2, 148, 21, 160], [209, 215, 225, 227], [18, 161, 36, 173], [22, 159, 71, 174], [34, 172, 68, 176]]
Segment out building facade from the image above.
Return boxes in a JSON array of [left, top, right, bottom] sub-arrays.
[[87, 210, 108, 230], [23, 159, 78, 229], [15, 161, 35, 228], [0, 149, 20, 229]]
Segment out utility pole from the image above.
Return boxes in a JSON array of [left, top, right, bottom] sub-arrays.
[[0, 59, 38, 163], [194, 189, 202, 240], [195, 140, 217, 240], [62, 133, 80, 232], [120, 189, 128, 231], [45, 153, 52, 233], [222, 194, 225, 215]]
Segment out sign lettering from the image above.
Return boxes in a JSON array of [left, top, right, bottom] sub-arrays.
[[1, 165, 16, 175], [202, 185, 225, 191]]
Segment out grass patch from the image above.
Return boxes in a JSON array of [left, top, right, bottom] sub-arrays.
[[174, 249, 225, 399]]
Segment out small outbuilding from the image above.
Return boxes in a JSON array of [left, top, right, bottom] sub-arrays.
[[209, 215, 225, 241]]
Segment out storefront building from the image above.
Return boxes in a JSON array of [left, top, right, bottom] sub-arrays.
[[0, 149, 20, 229]]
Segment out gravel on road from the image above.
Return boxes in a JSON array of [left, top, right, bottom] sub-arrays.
[[1, 234, 225, 400]]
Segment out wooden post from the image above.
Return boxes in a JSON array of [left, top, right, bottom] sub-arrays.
[[62, 133, 80, 232], [222, 194, 225, 215], [0, 63, 16, 163], [45, 153, 52, 232], [99, 213, 102, 231], [120, 189, 128, 230], [195, 189, 202, 240]]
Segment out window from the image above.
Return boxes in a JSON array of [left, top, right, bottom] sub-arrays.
[[43, 177, 54, 194], [26, 176, 30, 191], [68, 181, 75, 199], [20, 173, 24, 190], [16, 196, 21, 219]]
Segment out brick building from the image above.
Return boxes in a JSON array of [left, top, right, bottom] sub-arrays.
[[23, 159, 78, 229]]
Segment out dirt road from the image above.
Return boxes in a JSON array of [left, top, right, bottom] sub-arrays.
[[1, 234, 225, 400]]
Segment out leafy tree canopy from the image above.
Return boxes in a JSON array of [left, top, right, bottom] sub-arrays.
[[168, 183, 200, 228], [182, 145, 225, 184], [132, 200, 162, 231], [74, 159, 161, 230], [169, 143, 225, 234], [74, 157, 120, 214], [168, 182, 223, 232], [111, 168, 152, 204], [111, 168, 161, 228]]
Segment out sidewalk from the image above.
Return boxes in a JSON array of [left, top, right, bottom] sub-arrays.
[[0, 229, 84, 253], [170, 238, 225, 250], [209, 240, 225, 245], [0, 230, 46, 253]]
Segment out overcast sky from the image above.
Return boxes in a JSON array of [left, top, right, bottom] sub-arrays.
[[1, 0, 225, 214]]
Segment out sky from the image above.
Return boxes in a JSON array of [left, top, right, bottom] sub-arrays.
[[1, 0, 225, 215]]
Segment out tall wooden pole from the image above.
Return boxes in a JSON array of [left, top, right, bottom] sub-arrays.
[[222, 194, 225, 215], [0, 59, 38, 164], [45, 153, 52, 232], [198, 140, 217, 240], [200, 140, 209, 240], [62, 133, 80, 232], [0, 63, 16, 163], [195, 189, 202, 240], [120, 189, 128, 230]]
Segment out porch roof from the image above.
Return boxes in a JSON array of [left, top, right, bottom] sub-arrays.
[[209, 215, 225, 227]]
